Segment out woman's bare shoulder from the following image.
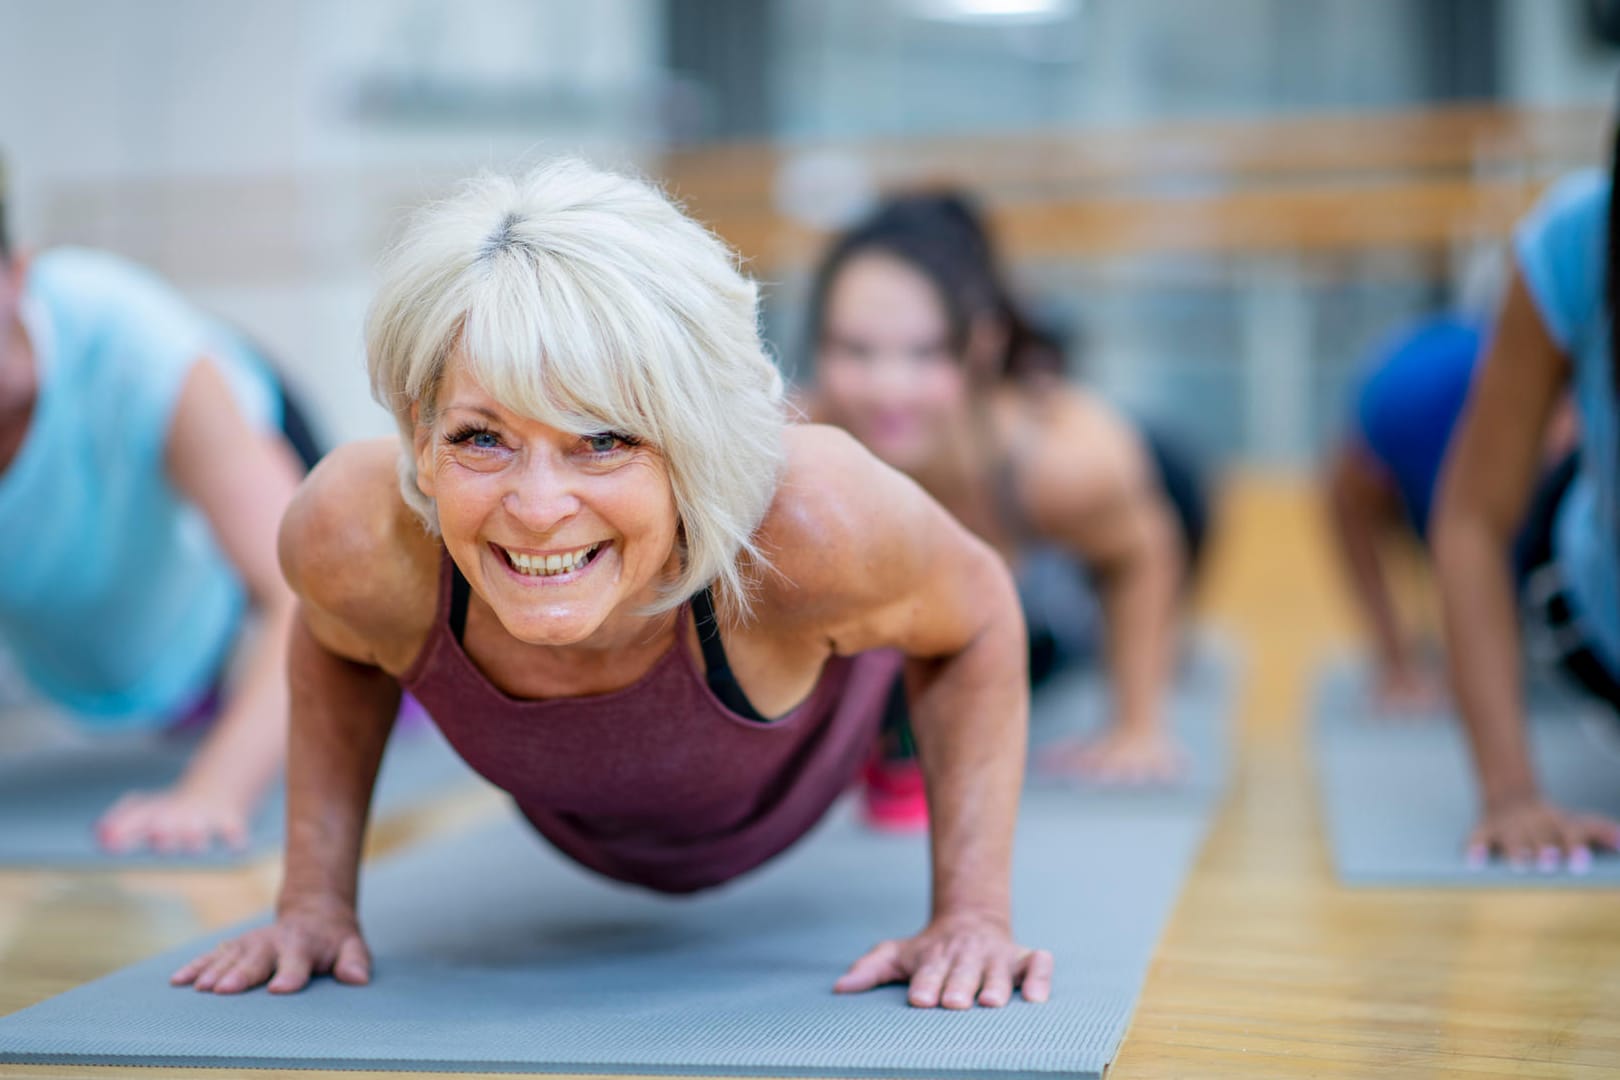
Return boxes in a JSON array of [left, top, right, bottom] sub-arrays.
[[748, 424, 944, 618], [1013, 383, 1155, 522], [756, 425, 879, 557], [279, 439, 441, 658]]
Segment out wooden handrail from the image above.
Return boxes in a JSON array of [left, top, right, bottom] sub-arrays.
[[661, 103, 1605, 201], [657, 103, 1606, 268]]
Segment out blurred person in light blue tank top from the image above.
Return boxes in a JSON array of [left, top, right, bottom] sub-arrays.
[[0, 178, 315, 855], [1432, 160, 1620, 876]]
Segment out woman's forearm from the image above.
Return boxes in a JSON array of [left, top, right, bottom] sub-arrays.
[[277, 616, 400, 914], [176, 599, 295, 807], [1097, 509, 1180, 735], [908, 579, 1029, 923], [1326, 457, 1408, 673], [1433, 514, 1537, 807]]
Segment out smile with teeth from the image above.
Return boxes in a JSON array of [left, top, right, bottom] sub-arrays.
[[499, 542, 603, 577]]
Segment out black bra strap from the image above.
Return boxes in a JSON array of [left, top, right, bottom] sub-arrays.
[[449, 559, 471, 644], [692, 587, 770, 723]]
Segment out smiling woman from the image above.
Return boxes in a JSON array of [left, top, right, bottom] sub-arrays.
[[171, 159, 1052, 1011]]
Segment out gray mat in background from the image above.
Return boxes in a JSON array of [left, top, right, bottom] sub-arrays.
[[1312, 663, 1620, 886], [0, 725, 478, 869], [1025, 632, 1238, 805], [0, 782, 1216, 1079], [1313, 652, 1584, 728]]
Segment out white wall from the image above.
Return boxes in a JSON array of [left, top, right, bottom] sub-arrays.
[[0, 0, 662, 442], [1499, 0, 1620, 106]]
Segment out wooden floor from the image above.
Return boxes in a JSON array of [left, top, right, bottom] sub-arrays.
[[1, 472, 1616, 1079]]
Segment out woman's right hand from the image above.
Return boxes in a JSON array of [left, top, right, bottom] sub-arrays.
[[1371, 660, 1448, 718], [169, 898, 372, 994], [1467, 798, 1620, 873]]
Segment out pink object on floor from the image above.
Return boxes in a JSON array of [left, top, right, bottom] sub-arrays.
[[395, 692, 432, 733], [860, 758, 929, 834]]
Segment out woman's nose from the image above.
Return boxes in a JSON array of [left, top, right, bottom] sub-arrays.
[[501, 453, 583, 533]]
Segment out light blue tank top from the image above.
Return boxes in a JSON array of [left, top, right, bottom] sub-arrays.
[[1514, 170, 1620, 677], [0, 249, 280, 728]]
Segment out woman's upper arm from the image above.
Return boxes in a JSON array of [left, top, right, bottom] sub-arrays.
[[1021, 398, 1167, 572], [766, 427, 1013, 661], [164, 356, 304, 604], [275, 440, 432, 668], [1434, 265, 1571, 541]]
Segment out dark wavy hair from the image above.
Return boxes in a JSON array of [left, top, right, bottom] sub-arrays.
[[807, 190, 1065, 383]]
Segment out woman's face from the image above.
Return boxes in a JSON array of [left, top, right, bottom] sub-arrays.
[[816, 252, 968, 473], [414, 358, 681, 648]]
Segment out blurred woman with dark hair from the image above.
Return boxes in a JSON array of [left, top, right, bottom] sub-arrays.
[[807, 192, 1212, 797]]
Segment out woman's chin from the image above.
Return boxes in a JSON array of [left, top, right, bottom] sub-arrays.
[[496, 607, 609, 647]]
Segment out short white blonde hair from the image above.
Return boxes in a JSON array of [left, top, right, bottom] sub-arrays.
[[366, 159, 787, 615]]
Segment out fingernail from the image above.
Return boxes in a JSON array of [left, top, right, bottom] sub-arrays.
[[1464, 846, 1487, 870], [1570, 848, 1593, 875], [1537, 847, 1561, 873]]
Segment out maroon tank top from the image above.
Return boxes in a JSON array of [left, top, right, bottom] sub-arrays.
[[398, 550, 904, 894]]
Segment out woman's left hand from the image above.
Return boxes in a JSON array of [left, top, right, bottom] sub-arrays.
[[96, 783, 253, 854], [1041, 726, 1187, 785], [833, 911, 1053, 1008]]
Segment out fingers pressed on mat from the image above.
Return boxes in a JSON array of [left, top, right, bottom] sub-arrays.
[[939, 954, 986, 1010], [833, 940, 901, 993], [1019, 948, 1055, 1003], [905, 950, 951, 1009], [267, 950, 315, 994], [192, 949, 241, 993], [977, 959, 1015, 1008], [334, 936, 372, 985]]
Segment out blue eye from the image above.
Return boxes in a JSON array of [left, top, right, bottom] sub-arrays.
[[585, 433, 625, 453], [446, 425, 503, 450]]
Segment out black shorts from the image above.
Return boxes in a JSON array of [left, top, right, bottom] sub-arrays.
[[1140, 423, 1213, 582]]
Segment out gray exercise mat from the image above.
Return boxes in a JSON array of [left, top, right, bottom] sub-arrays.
[[0, 724, 477, 869], [1025, 632, 1237, 804], [0, 766, 1226, 1076], [1313, 652, 1584, 727], [1313, 663, 1620, 886]]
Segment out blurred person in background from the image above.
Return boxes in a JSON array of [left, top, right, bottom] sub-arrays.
[[1431, 139, 1620, 870], [0, 161, 319, 854], [1325, 315, 1484, 712], [806, 192, 1212, 811], [1326, 312, 1577, 715]]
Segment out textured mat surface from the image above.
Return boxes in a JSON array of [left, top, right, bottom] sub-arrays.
[[0, 648, 1239, 1077], [0, 725, 477, 868], [1313, 662, 1620, 886]]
